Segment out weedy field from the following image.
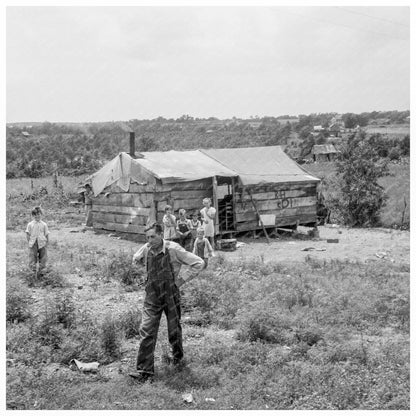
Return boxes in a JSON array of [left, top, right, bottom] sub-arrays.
[[5, 171, 410, 410]]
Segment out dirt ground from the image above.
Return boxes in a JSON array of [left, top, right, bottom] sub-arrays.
[[55, 225, 410, 265]]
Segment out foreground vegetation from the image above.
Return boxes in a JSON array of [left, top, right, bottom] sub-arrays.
[[6, 230, 409, 410], [6, 156, 410, 409]]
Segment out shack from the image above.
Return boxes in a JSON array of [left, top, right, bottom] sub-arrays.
[[312, 144, 339, 162], [84, 144, 320, 241]]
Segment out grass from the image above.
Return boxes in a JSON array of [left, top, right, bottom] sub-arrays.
[[6, 175, 86, 230], [6, 236, 409, 410], [5, 172, 410, 409]]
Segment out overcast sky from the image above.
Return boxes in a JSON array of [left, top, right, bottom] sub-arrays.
[[6, 6, 410, 123]]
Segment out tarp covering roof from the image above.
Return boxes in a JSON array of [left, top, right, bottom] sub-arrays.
[[87, 151, 237, 196], [312, 144, 339, 155], [138, 150, 237, 183], [86, 146, 319, 195], [201, 146, 320, 185]]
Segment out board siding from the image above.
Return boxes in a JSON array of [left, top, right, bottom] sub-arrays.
[[235, 196, 316, 214], [93, 221, 146, 234]]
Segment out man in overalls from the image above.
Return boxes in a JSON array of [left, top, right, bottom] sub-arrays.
[[129, 222, 205, 382]]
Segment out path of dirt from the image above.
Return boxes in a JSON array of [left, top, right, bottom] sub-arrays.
[[55, 225, 410, 265]]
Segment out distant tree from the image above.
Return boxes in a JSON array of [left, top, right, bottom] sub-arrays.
[[328, 133, 389, 227], [400, 135, 410, 156], [343, 113, 358, 129]]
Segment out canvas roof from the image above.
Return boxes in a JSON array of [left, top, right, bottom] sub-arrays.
[[86, 151, 237, 196], [312, 144, 339, 155], [200, 146, 320, 185], [138, 150, 237, 183], [86, 146, 319, 196]]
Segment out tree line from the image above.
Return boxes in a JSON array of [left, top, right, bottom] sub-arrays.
[[6, 110, 409, 178]]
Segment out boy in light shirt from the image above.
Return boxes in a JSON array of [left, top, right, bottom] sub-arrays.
[[25, 206, 49, 275], [192, 227, 214, 268]]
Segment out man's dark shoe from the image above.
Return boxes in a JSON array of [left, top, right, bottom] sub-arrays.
[[128, 371, 154, 383]]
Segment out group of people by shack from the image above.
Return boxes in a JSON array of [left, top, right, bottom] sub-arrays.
[[162, 197, 215, 267], [24, 195, 218, 383]]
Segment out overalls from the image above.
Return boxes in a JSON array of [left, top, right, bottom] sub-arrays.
[[135, 248, 183, 375], [177, 220, 192, 251]]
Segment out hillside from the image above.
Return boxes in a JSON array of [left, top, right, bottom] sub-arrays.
[[6, 110, 410, 179]]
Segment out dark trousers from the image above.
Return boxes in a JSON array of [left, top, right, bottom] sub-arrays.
[[136, 253, 183, 375], [28, 241, 47, 272]]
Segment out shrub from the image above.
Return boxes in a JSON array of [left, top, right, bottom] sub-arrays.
[[6, 282, 32, 323], [236, 304, 295, 344], [327, 133, 389, 227], [53, 291, 77, 329], [22, 266, 67, 288], [388, 146, 401, 161], [58, 323, 103, 364], [32, 309, 64, 349], [100, 315, 122, 360], [104, 251, 144, 285], [117, 308, 142, 339]]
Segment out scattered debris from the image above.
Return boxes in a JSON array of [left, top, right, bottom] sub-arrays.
[[375, 252, 387, 259], [6, 358, 15, 367], [217, 238, 237, 251], [205, 398, 216, 402], [69, 359, 100, 373], [301, 247, 315, 251], [182, 393, 193, 403], [301, 247, 327, 252], [236, 242, 246, 248]]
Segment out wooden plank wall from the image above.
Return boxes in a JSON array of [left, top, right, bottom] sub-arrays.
[[234, 182, 318, 231], [92, 177, 213, 234], [154, 179, 212, 222]]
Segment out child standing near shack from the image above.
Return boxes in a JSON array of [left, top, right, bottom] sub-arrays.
[[83, 183, 94, 227], [200, 197, 216, 247], [189, 211, 201, 249], [162, 205, 177, 241], [193, 227, 214, 268], [176, 209, 193, 251], [25, 206, 49, 275]]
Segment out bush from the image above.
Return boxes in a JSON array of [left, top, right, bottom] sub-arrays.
[[388, 146, 401, 161], [100, 315, 122, 360], [32, 309, 64, 349], [117, 308, 142, 339], [330, 133, 389, 226], [6, 282, 32, 323], [104, 251, 144, 285], [53, 291, 77, 329], [236, 304, 295, 344], [22, 266, 67, 288]]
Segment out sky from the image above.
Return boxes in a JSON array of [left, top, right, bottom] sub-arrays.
[[6, 5, 411, 123]]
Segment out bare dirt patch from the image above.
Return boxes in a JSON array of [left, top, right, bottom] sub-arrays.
[[52, 225, 409, 265]]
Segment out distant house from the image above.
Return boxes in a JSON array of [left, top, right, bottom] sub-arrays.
[[330, 114, 343, 125], [248, 121, 262, 129], [21, 131, 30, 137], [312, 144, 339, 162], [313, 125, 325, 132], [328, 122, 344, 137]]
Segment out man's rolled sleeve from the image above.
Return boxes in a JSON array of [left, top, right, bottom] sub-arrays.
[[133, 244, 148, 264], [174, 249, 205, 283]]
